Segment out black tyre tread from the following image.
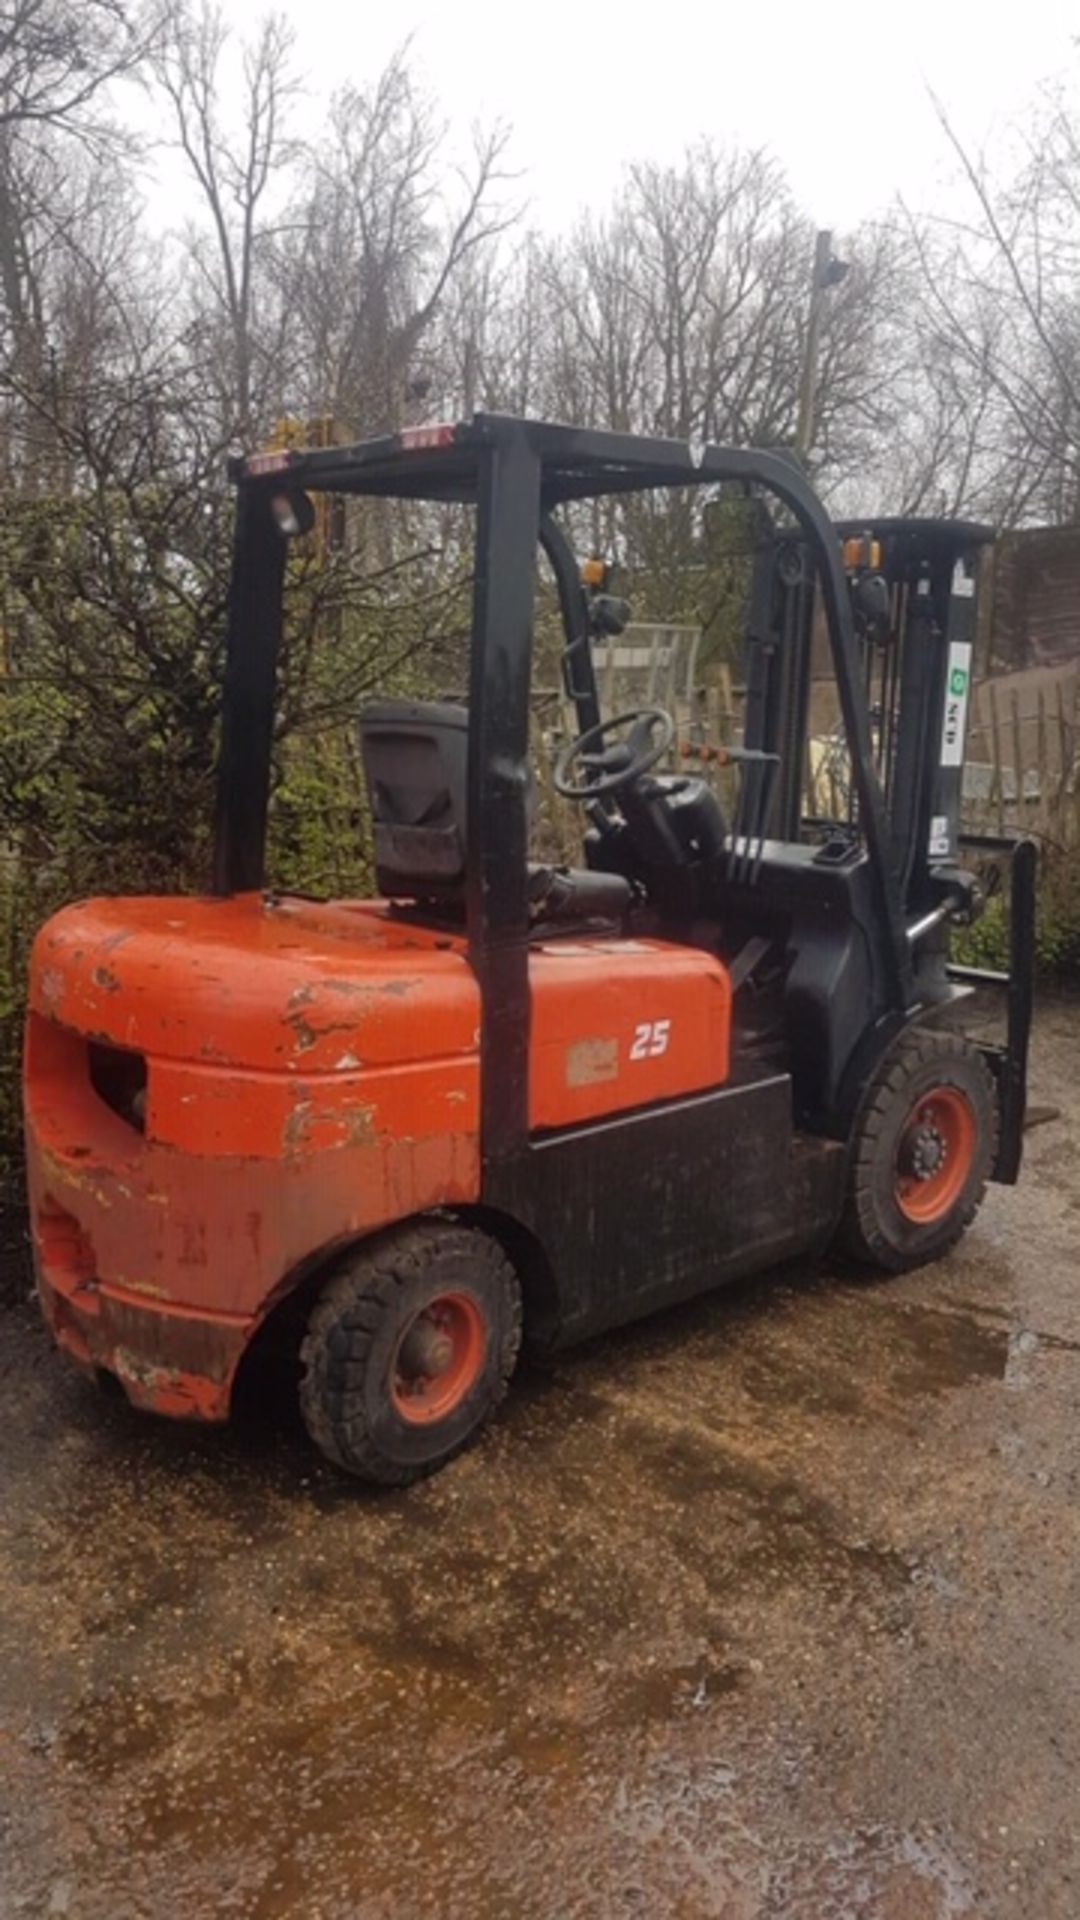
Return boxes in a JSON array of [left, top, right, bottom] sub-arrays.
[[841, 1027, 998, 1274], [299, 1221, 522, 1485]]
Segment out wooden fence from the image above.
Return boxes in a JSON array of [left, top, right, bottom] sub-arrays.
[[539, 625, 1080, 857], [964, 664, 1079, 845]]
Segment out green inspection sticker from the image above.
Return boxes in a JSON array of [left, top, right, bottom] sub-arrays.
[[940, 641, 973, 767]]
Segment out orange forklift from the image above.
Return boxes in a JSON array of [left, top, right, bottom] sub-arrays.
[[23, 416, 1035, 1482]]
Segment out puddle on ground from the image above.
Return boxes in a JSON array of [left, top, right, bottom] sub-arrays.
[[632, 1424, 913, 1604], [872, 1299, 1009, 1397], [739, 1342, 866, 1419], [735, 1289, 1011, 1412], [765, 1821, 980, 1918], [58, 1651, 305, 1780], [34, 1668, 989, 1920], [615, 1654, 745, 1721], [1, 1206, 1057, 1920], [45, 1647, 731, 1919]]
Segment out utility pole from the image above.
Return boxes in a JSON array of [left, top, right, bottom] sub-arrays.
[[795, 229, 849, 461]]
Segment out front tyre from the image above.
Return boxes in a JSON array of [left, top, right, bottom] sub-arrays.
[[840, 1027, 999, 1273], [299, 1222, 522, 1484]]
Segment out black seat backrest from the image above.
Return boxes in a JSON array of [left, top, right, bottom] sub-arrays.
[[359, 700, 468, 901], [359, 699, 630, 929]]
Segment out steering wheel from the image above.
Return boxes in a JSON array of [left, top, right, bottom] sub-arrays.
[[553, 706, 676, 800]]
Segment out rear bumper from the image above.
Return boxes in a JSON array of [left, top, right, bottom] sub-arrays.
[[23, 1008, 481, 1422], [24, 1016, 276, 1420], [35, 1237, 250, 1422], [37, 1273, 247, 1421], [24, 1112, 308, 1404]]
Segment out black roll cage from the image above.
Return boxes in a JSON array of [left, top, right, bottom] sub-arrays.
[[218, 412, 919, 1152]]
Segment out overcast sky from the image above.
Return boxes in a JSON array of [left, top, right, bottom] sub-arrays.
[[184, 0, 1077, 233]]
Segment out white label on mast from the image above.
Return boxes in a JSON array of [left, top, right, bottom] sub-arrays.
[[939, 641, 973, 768]]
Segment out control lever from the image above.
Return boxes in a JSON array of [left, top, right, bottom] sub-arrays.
[[677, 742, 780, 885], [585, 798, 618, 837]]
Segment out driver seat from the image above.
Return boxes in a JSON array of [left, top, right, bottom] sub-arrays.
[[359, 700, 633, 927]]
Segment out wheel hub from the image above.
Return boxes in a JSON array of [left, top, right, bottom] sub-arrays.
[[391, 1292, 487, 1425], [907, 1115, 947, 1181], [893, 1085, 977, 1225], [398, 1316, 454, 1380]]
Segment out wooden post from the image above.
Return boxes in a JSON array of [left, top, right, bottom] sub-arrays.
[[646, 632, 661, 705], [1011, 688, 1024, 816], [1037, 688, 1048, 833], [989, 681, 1005, 835]]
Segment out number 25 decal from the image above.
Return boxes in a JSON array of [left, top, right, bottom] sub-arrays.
[[630, 1019, 671, 1060]]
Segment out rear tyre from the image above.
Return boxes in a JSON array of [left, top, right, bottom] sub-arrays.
[[840, 1027, 998, 1274], [299, 1221, 522, 1485]]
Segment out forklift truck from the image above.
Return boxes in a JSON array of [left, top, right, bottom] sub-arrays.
[[23, 416, 1035, 1483]]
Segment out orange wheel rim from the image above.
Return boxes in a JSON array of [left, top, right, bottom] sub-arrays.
[[391, 1292, 487, 1425], [894, 1085, 977, 1224]]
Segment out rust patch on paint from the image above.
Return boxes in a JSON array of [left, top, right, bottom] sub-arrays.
[[39, 968, 64, 1006], [112, 1275, 172, 1302], [111, 1347, 229, 1420], [344, 1106, 377, 1149], [289, 1018, 319, 1054], [282, 1100, 313, 1154], [566, 1036, 619, 1088], [282, 1099, 378, 1155]]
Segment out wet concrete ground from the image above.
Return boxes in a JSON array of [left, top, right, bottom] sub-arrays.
[[1, 999, 1079, 1919]]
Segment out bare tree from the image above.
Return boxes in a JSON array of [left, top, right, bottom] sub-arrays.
[[430, 232, 549, 420], [0, 0, 152, 137], [514, 142, 912, 598], [156, 0, 297, 443], [0, 0, 156, 487], [275, 48, 514, 438], [890, 83, 1080, 526]]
